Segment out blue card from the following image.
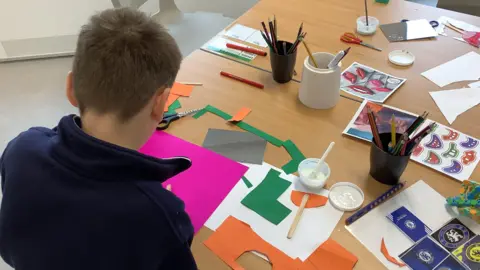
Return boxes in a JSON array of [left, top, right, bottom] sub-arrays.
[[400, 237, 450, 270], [433, 255, 467, 270], [387, 206, 433, 242]]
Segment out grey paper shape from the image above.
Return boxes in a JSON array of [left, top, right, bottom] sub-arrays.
[[202, 128, 267, 165]]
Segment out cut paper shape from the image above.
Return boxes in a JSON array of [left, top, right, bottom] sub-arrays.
[[442, 160, 463, 174], [461, 150, 477, 165], [241, 176, 253, 188], [139, 131, 248, 232], [166, 99, 181, 114], [412, 145, 424, 157], [422, 52, 480, 87], [204, 216, 358, 270], [291, 191, 327, 208], [171, 82, 194, 97], [164, 93, 179, 112], [241, 169, 292, 225], [282, 140, 306, 174], [429, 88, 480, 124], [424, 151, 442, 165], [442, 142, 460, 158], [202, 129, 267, 165], [229, 107, 252, 122], [193, 105, 284, 147], [381, 238, 406, 267], [425, 134, 443, 149], [461, 137, 479, 149], [442, 128, 460, 141]]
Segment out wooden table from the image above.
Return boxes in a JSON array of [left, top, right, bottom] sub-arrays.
[[169, 47, 480, 269], [207, 0, 480, 135]]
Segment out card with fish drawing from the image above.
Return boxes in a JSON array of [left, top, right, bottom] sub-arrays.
[[344, 100, 480, 181], [340, 62, 406, 103]]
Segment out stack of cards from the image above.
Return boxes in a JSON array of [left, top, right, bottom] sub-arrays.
[[387, 206, 479, 269]]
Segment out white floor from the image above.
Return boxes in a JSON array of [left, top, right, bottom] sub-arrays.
[[0, 0, 257, 269]]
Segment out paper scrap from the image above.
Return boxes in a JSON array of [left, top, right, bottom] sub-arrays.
[[346, 180, 480, 270], [205, 162, 345, 261], [241, 169, 292, 225], [204, 216, 301, 270], [171, 82, 194, 97], [193, 105, 284, 147], [229, 107, 252, 122], [241, 176, 253, 188], [430, 88, 480, 124], [164, 93, 179, 112], [281, 140, 306, 174], [469, 81, 480, 88], [437, 16, 480, 35], [224, 24, 268, 48], [291, 191, 327, 208], [166, 99, 181, 114], [422, 52, 480, 87], [381, 238, 406, 267], [205, 216, 357, 270], [202, 128, 267, 165], [139, 131, 248, 233]]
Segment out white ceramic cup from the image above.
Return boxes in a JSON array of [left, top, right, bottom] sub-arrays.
[[298, 52, 341, 109], [298, 158, 331, 189]]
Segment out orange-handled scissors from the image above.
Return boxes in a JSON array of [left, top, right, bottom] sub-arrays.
[[340, 32, 382, 52]]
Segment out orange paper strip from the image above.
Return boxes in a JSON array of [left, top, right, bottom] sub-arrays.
[[381, 238, 406, 267], [171, 82, 194, 97], [204, 216, 358, 270], [229, 107, 252, 122], [291, 191, 328, 208], [164, 93, 179, 112]]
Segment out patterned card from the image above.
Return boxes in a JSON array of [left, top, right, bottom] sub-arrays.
[[400, 237, 450, 270], [387, 206, 432, 242], [453, 235, 480, 270], [343, 100, 480, 181], [432, 218, 476, 251], [433, 255, 467, 270]]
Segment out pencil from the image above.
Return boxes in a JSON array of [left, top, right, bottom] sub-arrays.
[[346, 182, 406, 226], [297, 22, 303, 39], [268, 19, 277, 53], [226, 43, 267, 56], [283, 42, 287, 55], [302, 39, 318, 68], [273, 15, 277, 40], [220, 71, 264, 89], [261, 21, 271, 44], [367, 107, 383, 150], [391, 114, 396, 147], [260, 31, 273, 50]]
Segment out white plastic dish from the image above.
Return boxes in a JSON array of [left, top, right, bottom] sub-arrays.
[[328, 182, 364, 211], [357, 16, 379, 36], [388, 50, 415, 66], [298, 158, 331, 189]]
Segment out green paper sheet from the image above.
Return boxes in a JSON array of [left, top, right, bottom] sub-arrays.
[[241, 169, 292, 225], [281, 140, 306, 174], [167, 100, 182, 114], [241, 176, 253, 188], [192, 105, 284, 147]]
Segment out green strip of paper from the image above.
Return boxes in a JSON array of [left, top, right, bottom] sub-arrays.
[[241, 176, 253, 188], [281, 140, 306, 174], [241, 169, 292, 225], [167, 100, 182, 114]]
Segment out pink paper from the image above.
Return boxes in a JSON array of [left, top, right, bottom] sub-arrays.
[[140, 131, 248, 233]]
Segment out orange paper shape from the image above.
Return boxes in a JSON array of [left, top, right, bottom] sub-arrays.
[[163, 93, 179, 112], [367, 101, 382, 113], [171, 82, 194, 97], [308, 239, 358, 270], [291, 191, 328, 208], [229, 107, 252, 122], [381, 238, 406, 267], [204, 216, 358, 270]]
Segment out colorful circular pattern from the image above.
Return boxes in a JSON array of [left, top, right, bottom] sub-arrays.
[[439, 224, 470, 249], [466, 243, 480, 263]]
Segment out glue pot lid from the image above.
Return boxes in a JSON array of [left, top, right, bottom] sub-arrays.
[[328, 182, 364, 211], [388, 50, 415, 66]]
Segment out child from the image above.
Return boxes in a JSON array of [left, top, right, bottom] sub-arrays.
[[0, 8, 197, 270]]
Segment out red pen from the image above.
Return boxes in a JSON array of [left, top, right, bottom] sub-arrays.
[[220, 71, 264, 89], [226, 43, 267, 56]]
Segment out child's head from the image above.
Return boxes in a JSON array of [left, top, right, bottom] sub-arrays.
[[66, 8, 181, 147]]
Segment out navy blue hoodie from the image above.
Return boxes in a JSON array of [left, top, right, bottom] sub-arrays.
[[0, 115, 197, 270]]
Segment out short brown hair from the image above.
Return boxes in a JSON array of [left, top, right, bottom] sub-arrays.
[[73, 8, 182, 121]]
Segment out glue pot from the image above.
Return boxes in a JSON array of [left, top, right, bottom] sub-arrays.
[[298, 158, 331, 189]]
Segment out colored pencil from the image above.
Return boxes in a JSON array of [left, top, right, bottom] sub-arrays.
[[220, 71, 264, 89], [367, 107, 383, 150], [302, 39, 318, 68], [297, 22, 303, 39], [260, 31, 273, 50], [226, 43, 267, 56], [274, 15, 277, 40], [391, 114, 396, 147], [261, 21, 271, 44], [268, 19, 278, 53], [346, 182, 406, 226], [283, 42, 287, 55]]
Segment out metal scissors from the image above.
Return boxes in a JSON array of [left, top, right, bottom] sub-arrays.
[[340, 32, 383, 51], [401, 19, 439, 28], [157, 109, 202, 130]]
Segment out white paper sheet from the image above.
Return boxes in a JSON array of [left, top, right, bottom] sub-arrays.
[[430, 88, 480, 124], [205, 162, 344, 261], [436, 16, 480, 36], [422, 52, 480, 87], [347, 180, 480, 270], [224, 24, 268, 48]]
